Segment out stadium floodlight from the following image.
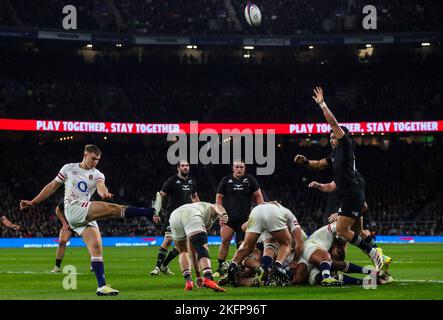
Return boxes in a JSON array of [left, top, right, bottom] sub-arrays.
[[308, 45, 314, 49], [243, 54, 251, 58], [116, 44, 122, 47], [244, 46, 255, 50], [86, 44, 93, 49], [421, 42, 431, 47], [186, 45, 193, 49], [366, 44, 372, 48]]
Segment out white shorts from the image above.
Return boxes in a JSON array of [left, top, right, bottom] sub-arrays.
[[64, 200, 98, 235], [301, 241, 326, 264], [169, 207, 206, 241], [246, 204, 287, 234]]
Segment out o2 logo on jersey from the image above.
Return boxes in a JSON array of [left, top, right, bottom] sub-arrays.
[[77, 181, 88, 192]]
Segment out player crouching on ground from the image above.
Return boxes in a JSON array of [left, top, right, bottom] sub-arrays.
[[226, 202, 305, 287], [169, 202, 228, 292], [288, 223, 388, 287]]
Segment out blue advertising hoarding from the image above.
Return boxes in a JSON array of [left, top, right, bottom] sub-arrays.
[[0, 235, 442, 248]]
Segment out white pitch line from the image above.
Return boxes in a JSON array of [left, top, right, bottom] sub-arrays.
[[0, 271, 85, 275], [396, 279, 443, 284], [352, 260, 442, 264]]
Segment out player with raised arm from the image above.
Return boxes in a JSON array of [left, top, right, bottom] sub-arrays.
[[0, 215, 20, 231], [214, 160, 264, 277], [303, 86, 388, 271], [295, 144, 378, 248], [20, 144, 159, 296], [150, 160, 199, 276], [169, 202, 228, 292], [227, 202, 303, 286]]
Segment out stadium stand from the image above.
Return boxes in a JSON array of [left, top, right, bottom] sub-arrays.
[[0, 46, 441, 123], [1, 0, 441, 34], [0, 136, 441, 238]]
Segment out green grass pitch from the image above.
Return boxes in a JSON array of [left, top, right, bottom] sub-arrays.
[[1, 244, 443, 300]]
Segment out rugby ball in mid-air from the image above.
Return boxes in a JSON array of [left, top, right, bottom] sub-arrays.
[[244, 3, 262, 26]]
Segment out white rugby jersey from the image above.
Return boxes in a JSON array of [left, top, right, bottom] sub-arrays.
[[306, 222, 337, 251], [179, 202, 217, 229], [55, 163, 105, 203]]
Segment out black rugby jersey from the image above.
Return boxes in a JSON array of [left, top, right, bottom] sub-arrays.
[[216, 173, 260, 220], [161, 175, 197, 217], [326, 134, 360, 199]]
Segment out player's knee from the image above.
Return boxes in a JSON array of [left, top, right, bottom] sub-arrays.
[[59, 240, 68, 247], [190, 232, 210, 261], [89, 243, 102, 256], [240, 240, 254, 252], [323, 252, 331, 262]]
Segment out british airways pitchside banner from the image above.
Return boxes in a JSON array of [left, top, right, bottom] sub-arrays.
[[0, 236, 442, 248]]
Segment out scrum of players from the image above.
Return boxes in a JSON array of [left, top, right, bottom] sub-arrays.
[[15, 86, 392, 295]]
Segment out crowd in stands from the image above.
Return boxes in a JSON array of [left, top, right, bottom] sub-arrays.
[[0, 31, 441, 238], [0, 46, 441, 123], [0, 0, 440, 35], [1, 137, 441, 238]]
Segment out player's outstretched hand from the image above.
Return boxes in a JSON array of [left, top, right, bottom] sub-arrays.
[[312, 86, 324, 104], [294, 154, 307, 165], [308, 181, 321, 189], [19, 200, 34, 210], [11, 224, 21, 230], [100, 192, 113, 200]]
